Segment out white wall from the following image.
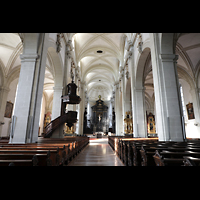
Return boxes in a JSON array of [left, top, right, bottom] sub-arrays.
[[2, 78, 18, 137], [180, 78, 200, 138]]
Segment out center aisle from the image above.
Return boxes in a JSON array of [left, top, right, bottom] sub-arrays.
[[67, 137, 124, 166]]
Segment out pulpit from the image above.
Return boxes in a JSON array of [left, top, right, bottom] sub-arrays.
[[44, 80, 81, 138]]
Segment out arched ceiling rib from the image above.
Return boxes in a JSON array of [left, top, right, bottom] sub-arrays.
[[73, 33, 125, 101]]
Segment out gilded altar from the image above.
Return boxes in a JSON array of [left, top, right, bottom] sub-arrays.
[[147, 112, 157, 137], [124, 111, 133, 135]]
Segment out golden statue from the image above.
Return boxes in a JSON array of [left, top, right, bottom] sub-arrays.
[[124, 111, 133, 134], [64, 123, 74, 135], [147, 112, 156, 136]]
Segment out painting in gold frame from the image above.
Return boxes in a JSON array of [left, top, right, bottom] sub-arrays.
[[4, 101, 13, 118], [186, 102, 195, 120]]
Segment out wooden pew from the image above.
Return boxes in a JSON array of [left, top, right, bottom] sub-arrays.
[[0, 136, 89, 166], [153, 150, 185, 166], [183, 157, 200, 166], [109, 137, 200, 166], [0, 153, 50, 166], [0, 160, 34, 166], [0, 146, 64, 166], [140, 146, 155, 166]]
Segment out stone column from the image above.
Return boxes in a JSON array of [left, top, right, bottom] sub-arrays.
[[78, 81, 85, 135], [114, 83, 119, 135], [128, 49, 138, 137], [135, 87, 147, 137], [64, 41, 72, 88], [51, 86, 63, 120], [150, 33, 184, 141], [10, 33, 48, 144], [115, 82, 123, 136]]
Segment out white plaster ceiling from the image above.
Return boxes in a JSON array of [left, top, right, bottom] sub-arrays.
[[177, 33, 200, 75], [73, 33, 125, 101], [0, 33, 22, 75], [144, 33, 200, 112], [0, 33, 54, 107]]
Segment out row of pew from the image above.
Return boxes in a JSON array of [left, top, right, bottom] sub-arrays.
[[0, 136, 89, 166], [108, 136, 200, 166]]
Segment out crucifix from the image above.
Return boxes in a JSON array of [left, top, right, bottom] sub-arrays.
[[98, 114, 101, 122]]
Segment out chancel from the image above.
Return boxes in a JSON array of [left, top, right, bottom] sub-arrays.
[[0, 33, 200, 166], [91, 95, 109, 133]]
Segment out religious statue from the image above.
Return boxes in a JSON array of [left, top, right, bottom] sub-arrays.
[[98, 114, 101, 122], [64, 123, 74, 136], [147, 112, 157, 137], [124, 111, 133, 135]]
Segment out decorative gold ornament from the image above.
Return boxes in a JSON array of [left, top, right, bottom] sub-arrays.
[[124, 111, 133, 134]]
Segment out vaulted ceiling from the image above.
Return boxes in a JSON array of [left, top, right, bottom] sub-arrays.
[[176, 33, 200, 78], [73, 33, 125, 101]]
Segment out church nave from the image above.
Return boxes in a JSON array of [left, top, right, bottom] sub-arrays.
[[67, 137, 124, 166]]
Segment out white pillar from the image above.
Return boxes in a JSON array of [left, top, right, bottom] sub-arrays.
[[10, 33, 48, 144], [78, 82, 85, 135], [115, 83, 120, 135], [116, 84, 123, 136], [128, 49, 138, 137], [51, 86, 63, 120], [150, 33, 184, 141], [63, 43, 72, 88], [135, 87, 147, 137]]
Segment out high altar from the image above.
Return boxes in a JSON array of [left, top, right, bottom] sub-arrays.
[[91, 95, 109, 133]]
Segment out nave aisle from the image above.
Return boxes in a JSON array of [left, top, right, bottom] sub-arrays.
[[67, 138, 124, 166]]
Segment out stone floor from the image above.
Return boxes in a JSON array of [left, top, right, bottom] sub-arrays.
[[67, 137, 124, 166]]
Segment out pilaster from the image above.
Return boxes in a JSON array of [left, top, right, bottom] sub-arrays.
[[135, 87, 147, 137], [10, 33, 48, 144], [128, 47, 138, 137], [150, 33, 184, 141], [10, 53, 39, 143]]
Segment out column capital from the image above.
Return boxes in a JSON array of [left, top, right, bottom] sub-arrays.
[[20, 54, 39, 62], [159, 54, 179, 62]]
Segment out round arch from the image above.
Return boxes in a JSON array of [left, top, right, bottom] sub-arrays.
[[0, 63, 5, 87], [135, 47, 151, 89], [177, 66, 195, 90], [5, 65, 21, 88], [47, 46, 63, 87]]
